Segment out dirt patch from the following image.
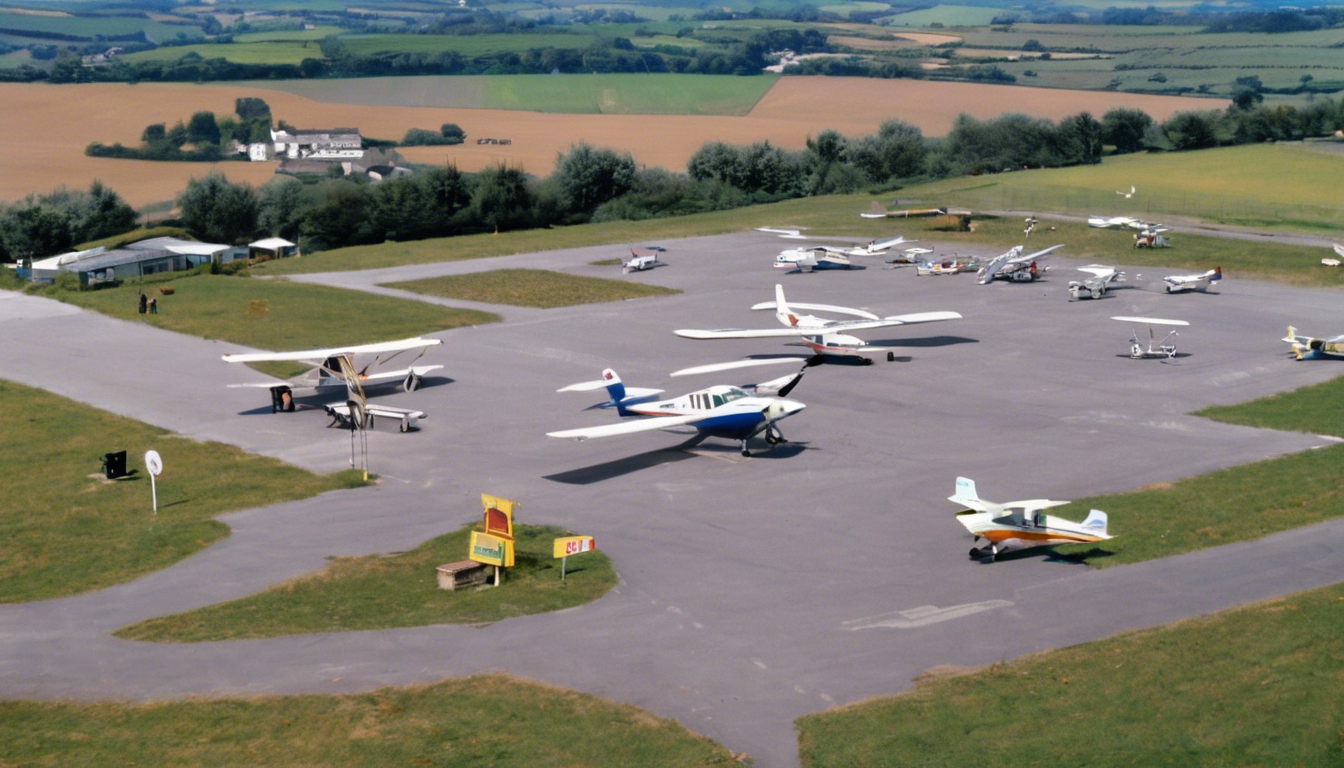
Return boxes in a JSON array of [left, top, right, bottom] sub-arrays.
[[893, 32, 962, 45], [0, 79, 1228, 207]]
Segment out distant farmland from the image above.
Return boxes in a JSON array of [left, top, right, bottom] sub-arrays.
[[0, 78, 1227, 207]]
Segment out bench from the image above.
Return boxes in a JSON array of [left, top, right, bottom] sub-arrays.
[[436, 560, 489, 591]]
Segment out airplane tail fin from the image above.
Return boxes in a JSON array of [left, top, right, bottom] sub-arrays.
[[1081, 509, 1109, 536], [774, 283, 798, 327], [600, 368, 630, 416], [1211, 266, 1222, 281], [1284, 326, 1298, 344], [950, 476, 981, 508]]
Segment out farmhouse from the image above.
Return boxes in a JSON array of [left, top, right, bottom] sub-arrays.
[[30, 237, 236, 287], [270, 128, 363, 160], [248, 237, 299, 261]]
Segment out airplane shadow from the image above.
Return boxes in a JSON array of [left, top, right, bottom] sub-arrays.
[[865, 335, 980, 349], [544, 439, 809, 485], [973, 546, 1116, 566], [233, 376, 455, 416], [1112, 352, 1192, 360]]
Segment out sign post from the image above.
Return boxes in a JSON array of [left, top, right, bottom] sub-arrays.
[[552, 535, 596, 581], [144, 450, 163, 514]]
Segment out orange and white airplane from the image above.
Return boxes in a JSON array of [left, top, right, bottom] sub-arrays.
[[675, 284, 960, 363], [948, 477, 1113, 562]]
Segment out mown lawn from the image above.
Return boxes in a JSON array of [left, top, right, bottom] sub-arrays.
[[797, 582, 1344, 768], [0, 379, 367, 603], [0, 676, 740, 767], [115, 523, 616, 641], [384, 268, 680, 308]]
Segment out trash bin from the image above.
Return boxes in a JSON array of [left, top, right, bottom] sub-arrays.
[[101, 450, 127, 480]]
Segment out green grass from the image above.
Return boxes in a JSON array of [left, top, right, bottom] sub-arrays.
[[383, 268, 681, 308], [478, 73, 777, 115], [339, 32, 596, 57], [115, 523, 617, 641], [1196, 373, 1344, 436], [796, 582, 1344, 768], [74, 225, 192, 252], [880, 4, 1004, 26], [900, 145, 1344, 233], [35, 271, 500, 353], [0, 11, 202, 42], [121, 40, 324, 65], [0, 379, 368, 603], [232, 25, 345, 42], [0, 675, 740, 767]]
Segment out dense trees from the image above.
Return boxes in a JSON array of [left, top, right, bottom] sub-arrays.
[[0, 181, 137, 262], [176, 173, 260, 245]]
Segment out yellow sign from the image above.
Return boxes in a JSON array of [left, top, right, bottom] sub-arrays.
[[469, 531, 515, 567], [553, 535, 596, 559], [481, 494, 516, 538]]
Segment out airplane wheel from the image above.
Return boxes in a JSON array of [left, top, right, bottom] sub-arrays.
[[741, 449, 751, 457], [887, 351, 895, 362], [404, 373, 421, 392], [1091, 289, 1101, 299], [400, 421, 409, 433]]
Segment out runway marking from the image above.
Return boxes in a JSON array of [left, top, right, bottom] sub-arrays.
[[842, 599, 1014, 631]]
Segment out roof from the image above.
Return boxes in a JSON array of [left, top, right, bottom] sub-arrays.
[[54, 248, 175, 273], [128, 237, 229, 256], [250, 237, 296, 250]]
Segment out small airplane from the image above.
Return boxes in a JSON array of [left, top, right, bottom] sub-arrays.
[[1282, 326, 1344, 360], [976, 244, 1063, 284], [1067, 264, 1126, 300], [1088, 215, 1139, 229], [1113, 316, 1188, 359], [1162, 267, 1221, 293], [222, 337, 442, 418], [547, 368, 806, 456], [1133, 228, 1171, 248], [1023, 217, 1037, 237], [674, 283, 961, 363], [838, 236, 915, 257], [1324, 258, 1342, 267], [915, 257, 977, 276], [1116, 185, 1136, 199], [949, 476, 1112, 562], [774, 246, 853, 272], [755, 226, 810, 240], [623, 246, 666, 273], [885, 246, 932, 266]]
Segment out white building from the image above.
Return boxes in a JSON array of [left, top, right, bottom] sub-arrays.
[[270, 128, 363, 160]]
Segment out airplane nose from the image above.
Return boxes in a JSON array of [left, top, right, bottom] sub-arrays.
[[773, 399, 806, 417]]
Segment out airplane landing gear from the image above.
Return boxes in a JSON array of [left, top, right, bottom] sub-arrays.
[[740, 440, 751, 457], [403, 372, 421, 392]]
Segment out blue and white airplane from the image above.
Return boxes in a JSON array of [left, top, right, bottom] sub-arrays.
[[547, 368, 806, 457]]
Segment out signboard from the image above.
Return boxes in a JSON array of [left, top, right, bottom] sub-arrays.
[[481, 493, 516, 539], [469, 531, 515, 568], [144, 450, 163, 514], [553, 536, 596, 559]]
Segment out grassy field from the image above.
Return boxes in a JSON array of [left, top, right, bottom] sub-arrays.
[[881, 4, 1004, 26], [384, 268, 681, 308], [0, 379, 366, 603], [339, 32, 596, 57], [479, 73, 779, 115], [0, 11, 202, 41], [1195, 370, 1344, 436], [121, 40, 324, 65], [0, 676, 740, 766], [232, 26, 345, 42], [900, 144, 1344, 233], [115, 523, 617, 641], [796, 581, 1344, 767], [32, 271, 500, 353]]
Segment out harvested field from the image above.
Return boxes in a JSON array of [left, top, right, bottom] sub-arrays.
[[893, 32, 962, 45], [0, 79, 1227, 207]]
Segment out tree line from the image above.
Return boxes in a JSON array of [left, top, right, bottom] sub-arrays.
[[7, 96, 1344, 267]]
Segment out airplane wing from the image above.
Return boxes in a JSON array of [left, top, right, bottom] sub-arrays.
[[671, 358, 811, 377], [881, 311, 963, 324], [547, 413, 706, 441], [755, 227, 808, 239], [1078, 265, 1116, 279], [1112, 316, 1189, 327], [677, 312, 959, 339], [750, 300, 880, 320], [1010, 244, 1064, 263], [859, 211, 888, 219], [221, 337, 441, 364]]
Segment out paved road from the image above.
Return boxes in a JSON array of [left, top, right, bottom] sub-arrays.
[[3, 232, 1343, 766]]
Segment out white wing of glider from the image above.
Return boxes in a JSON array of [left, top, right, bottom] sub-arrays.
[[676, 312, 960, 340], [1112, 316, 1189, 327], [221, 337, 442, 363], [671, 358, 811, 377], [548, 413, 706, 441], [749, 300, 880, 320], [755, 226, 808, 239]]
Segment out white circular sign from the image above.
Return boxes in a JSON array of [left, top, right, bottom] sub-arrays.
[[144, 450, 163, 477]]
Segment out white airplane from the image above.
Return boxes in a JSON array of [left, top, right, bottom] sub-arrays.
[[1282, 326, 1344, 360], [547, 368, 806, 457], [1067, 264, 1126, 300], [1162, 267, 1221, 293], [949, 476, 1112, 562], [624, 246, 666, 273], [755, 226, 809, 240], [222, 337, 442, 416], [1088, 215, 1139, 229], [976, 244, 1063, 284], [1134, 228, 1171, 249], [838, 236, 915, 257], [1113, 316, 1188, 359], [674, 284, 962, 363], [774, 246, 854, 272], [1116, 185, 1136, 199]]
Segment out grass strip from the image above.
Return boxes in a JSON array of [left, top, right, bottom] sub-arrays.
[[114, 524, 617, 642], [0, 675, 740, 767], [0, 379, 367, 603], [1194, 372, 1344, 436], [384, 268, 681, 308], [796, 582, 1344, 768]]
